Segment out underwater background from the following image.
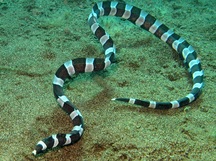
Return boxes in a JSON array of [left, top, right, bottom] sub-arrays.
[[0, 0, 215, 160]]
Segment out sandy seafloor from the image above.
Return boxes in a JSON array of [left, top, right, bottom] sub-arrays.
[[0, 0, 215, 160]]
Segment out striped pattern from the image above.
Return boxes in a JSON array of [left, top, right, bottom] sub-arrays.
[[32, 1, 204, 155]]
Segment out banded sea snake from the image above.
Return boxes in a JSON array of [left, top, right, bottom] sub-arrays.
[[32, 1, 204, 155]]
